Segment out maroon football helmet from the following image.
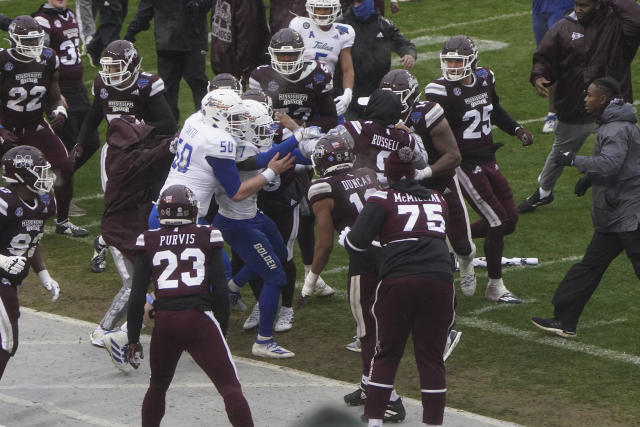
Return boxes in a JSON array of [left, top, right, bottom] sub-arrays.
[[379, 69, 420, 122], [157, 185, 199, 225], [268, 28, 305, 75], [99, 40, 141, 88], [208, 73, 242, 94], [440, 35, 478, 81], [311, 134, 354, 177], [8, 15, 45, 59], [1, 145, 54, 195]]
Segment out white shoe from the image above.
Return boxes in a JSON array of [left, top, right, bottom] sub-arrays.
[[251, 338, 295, 359], [243, 304, 260, 330], [346, 336, 361, 353], [103, 330, 132, 372], [485, 279, 522, 304], [460, 272, 476, 297], [313, 276, 335, 297], [274, 306, 294, 332], [90, 326, 109, 347], [443, 329, 462, 361], [542, 114, 557, 134]]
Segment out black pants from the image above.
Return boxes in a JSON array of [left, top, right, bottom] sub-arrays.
[[157, 50, 208, 122], [55, 82, 99, 157], [552, 226, 640, 330], [89, 0, 128, 55]]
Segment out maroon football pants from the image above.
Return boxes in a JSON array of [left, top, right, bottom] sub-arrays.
[[365, 276, 454, 425], [142, 309, 253, 427], [0, 284, 20, 381]]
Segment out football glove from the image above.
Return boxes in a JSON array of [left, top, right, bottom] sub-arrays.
[[556, 151, 576, 167], [38, 270, 60, 301], [128, 342, 144, 369], [334, 88, 352, 116], [574, 175, 592, 197], [515, 127, 533, 146], [337, 226, 351, 248], [0, 254, 26, 275]]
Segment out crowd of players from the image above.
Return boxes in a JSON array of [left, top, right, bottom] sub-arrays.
[[0, 0, 547, 425]]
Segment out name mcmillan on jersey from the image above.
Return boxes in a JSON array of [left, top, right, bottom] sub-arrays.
[[393, 192, 444, 204]]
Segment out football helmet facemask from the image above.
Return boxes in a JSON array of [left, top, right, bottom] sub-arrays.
[[440, 35, 478, 82], [200, 88, 249, 138], [311, 134, 354, 177], [157, 185, 199, 226], [208, 73, 242, 94], [379, 69, 420, 122], [99, 40, 142, 89], [243, 99, 276, 149], [8, 16, 45, 59], [1, 146, 55, 195], [306, 0, 342, 26], [268, 28, 305, 75]]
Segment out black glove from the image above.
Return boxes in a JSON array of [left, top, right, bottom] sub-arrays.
[[123, 31, 136, 43], [515, 127, 533, 146], [185, 0, 202, 15], [556, 151, 575, 167], [574, 175, 592, 197]]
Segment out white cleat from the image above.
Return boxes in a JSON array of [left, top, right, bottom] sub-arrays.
[[313, 277, 335, 297], [90, 326, 109, 347], [459, 272, 476, 297], [243, 304, 260, 330], [274, 307, 294, 332], [345, 336, 361, 353], [251, 338, 294, 359], [103, 330, 132, 372]]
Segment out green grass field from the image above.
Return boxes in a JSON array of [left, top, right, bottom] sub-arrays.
[[4, 0, 640, 425]]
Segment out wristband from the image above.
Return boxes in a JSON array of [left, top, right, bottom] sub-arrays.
[[146, 293, 155, 305], [415, 166, 433, 180], [37, 269, 52, 284], [260, 168, 277, 182], [52, 105, 68, 118]]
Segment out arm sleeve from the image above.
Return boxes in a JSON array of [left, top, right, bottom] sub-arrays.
[[208, 156, 242, 198], [127, 253, 151, 344], [237, 133, 299, 170], [345, 202, 386, 254], [145, 94, 177, 135], [491, 89, 519, 136], [209, 247, 230, 336], [125, 0, 154, 36]]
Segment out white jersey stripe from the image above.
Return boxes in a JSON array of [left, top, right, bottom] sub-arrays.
[[425, 83, 447, 97], [150, 78, 165, 97], [0, 296, 14, 353], [0, 197, 8, 217], [455, 166, 502, 227]]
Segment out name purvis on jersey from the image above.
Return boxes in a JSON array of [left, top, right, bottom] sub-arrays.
[[289, 16, 355, 76]]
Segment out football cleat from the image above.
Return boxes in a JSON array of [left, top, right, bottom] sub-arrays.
[[485, 280, 522, 304], [103, 330, 132, 372], [251, 338, 294, 359], [361, 398, 407, 423], [459, 272, 476, 297], [90, 236, 108, 273], [55, 219, 88, 237], [344, 385, 367, 406], [229, 290, 247, 311], [531, 317, 576, 337], [345, 336, 361, 353], [274, 306, 294, 332], [90, 326, 109, 347], [243, 303, 260, 330], [517, 189, 554, 213], [542, 114, 557, 134], [313, 277, 335, 297], [443, 329, 462, 361]]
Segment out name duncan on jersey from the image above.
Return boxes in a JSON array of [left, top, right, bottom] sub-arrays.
[[159, 233, 196, 246], [15, 72, 43, 85], [371, 134, 400, 151], [21, 219, 44, 232], [464, 92, 488, 108], [393, 192, 443, 204], [340, 174, 374, 191], [278, 93, 309, 106], [108, 100, 135, 113]]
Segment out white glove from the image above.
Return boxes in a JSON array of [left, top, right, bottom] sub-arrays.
[[38, 270, 60, 302], [301, 271, 318, 298], [334, 88, 352, 116], [302, 126, 323, 140], [337, 226, 351, 248], [0, 254, 26, 275], [169, 135, 179, 154]]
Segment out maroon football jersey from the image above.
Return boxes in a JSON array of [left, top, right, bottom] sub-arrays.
[[92, 72, 165, 124], [308, 167, 378, 233], [249, 60, 333, 125], [424, 67, 497, 156], [367, 187, 448, 245], [33, 7, 82, 83], [0, 187, 56, 285], [342, 120, 416, 179], [135, 223, 224, 300], [0, 47, 59, 129]]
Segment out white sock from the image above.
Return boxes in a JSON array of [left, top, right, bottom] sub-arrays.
[[257, 334, 272, 341], [98, 235, 106, 246], [228, 279, 242, 293], [539, 187, 552, 198], [390, 389, 399, 402]]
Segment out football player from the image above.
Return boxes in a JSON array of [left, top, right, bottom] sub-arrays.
[[289, 0, 356, 116], [0, 146, 60, 380], [344, 147, 455, 426], [73, 40, 176, 275], [126, 185, 254, 426], [0, 15, 87, 237], [424, 35, 534, 303], [380, 69, 476, 296]]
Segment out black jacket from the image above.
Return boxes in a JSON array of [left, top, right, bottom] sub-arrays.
[[125, 0, 210, 51]]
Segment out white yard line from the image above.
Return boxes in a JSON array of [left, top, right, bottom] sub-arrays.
[[405, 11, 531, 37]]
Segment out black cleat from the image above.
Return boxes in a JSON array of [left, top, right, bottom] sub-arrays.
[[361, 397, 407, 423], [344, 385, 366, 406], [531, 317, 576, 337], [517, 189, 554, 213]]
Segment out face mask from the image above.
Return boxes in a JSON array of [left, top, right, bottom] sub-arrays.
[[352, 0, 375, 20]]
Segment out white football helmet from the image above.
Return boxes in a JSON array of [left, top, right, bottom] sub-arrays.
[[306, 0, 342, 26], [200, 89, 249, 138], [243, 99, 276, 149], [103, 330, 132, 373]]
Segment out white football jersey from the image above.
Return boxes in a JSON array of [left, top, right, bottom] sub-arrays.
[[161, 111, 237, 221], [289, 16, 355, 75]]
